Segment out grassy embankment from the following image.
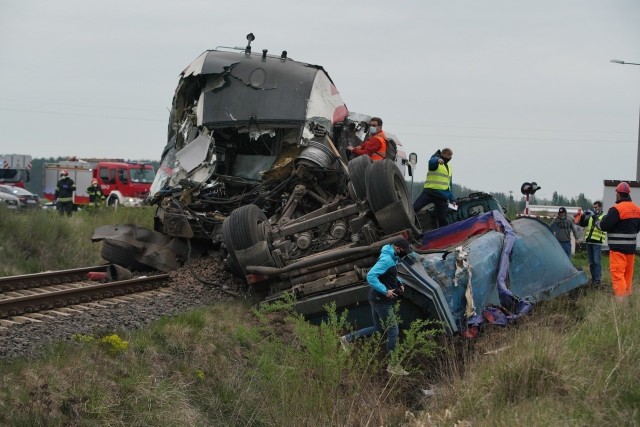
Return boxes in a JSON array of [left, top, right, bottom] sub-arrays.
[[0, 207, 638, 425], [0, 206, 154, 276]]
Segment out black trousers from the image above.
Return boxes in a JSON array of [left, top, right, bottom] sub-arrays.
[[413, 190, 448, 228]]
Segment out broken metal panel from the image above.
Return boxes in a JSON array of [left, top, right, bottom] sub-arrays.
[[196, 76, 227, 127], [91, 224, 190, 272], [306, 71, 348, 124], [149, 145, 176, 197], [198, 52, 320, 126], [401, 212, 588, 332], [399, 260, 460, 335], [188, 164, 216, 184], [175, 134, 213, 174], [181, 51, 210, 78]]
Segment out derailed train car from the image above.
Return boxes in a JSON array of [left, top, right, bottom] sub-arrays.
[[95, 35, 588, 334], [147, 35, 414, 251]]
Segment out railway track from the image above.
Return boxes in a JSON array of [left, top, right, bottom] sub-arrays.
[[0, 265, 110, 293], [0, 266, 170, 320]]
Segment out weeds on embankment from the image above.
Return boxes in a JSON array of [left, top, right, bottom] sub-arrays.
[[1, 283, 638, 425], [0, 299, 441, 426], [417, 288, 639, 426]]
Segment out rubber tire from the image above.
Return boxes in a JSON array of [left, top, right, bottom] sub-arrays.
[[100, 240, 149, 271], [366, 159, 415, 234], [107, 194, 120, 207], [226, 204, 270, 250], [347, 155, 372, 201], [221, 216, 242, 276], [223, 204, 274, 275]]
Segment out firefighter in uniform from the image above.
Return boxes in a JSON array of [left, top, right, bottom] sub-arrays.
[[348, 117, 387, 161], [597, 182, 640, 301], [54, 170, 76, 217], [86, 178, 106, 211], [578, 201, 606, 285]]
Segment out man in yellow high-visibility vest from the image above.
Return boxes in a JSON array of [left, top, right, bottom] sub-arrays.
[[413, 148, 454, 228], [578, 201, 606, 285]]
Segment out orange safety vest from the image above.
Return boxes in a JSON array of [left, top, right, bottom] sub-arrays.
[[604, 200, 640, 253], [370, 131, 387, 161]]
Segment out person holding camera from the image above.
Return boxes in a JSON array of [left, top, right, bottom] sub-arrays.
[[339, 239, 414, 375], [578, 201, 606, 285]]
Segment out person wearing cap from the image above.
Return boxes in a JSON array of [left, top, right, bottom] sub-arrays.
[[413, 148, 455, 229], [347, 117, 388, 161], [578, 201, 606, 285], [549, 207, 578, 258], [596, 182, 640, 301], [54, 170, 76, 217], [339, 239, 414, 376], [86, 178, 106, 211]]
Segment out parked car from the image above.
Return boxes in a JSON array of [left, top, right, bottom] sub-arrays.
[[0, 184, 40, 209], [0, 190, 19, 210]]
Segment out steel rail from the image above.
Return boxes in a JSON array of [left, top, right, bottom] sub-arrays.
[[0, 265, 110, 293], [0, 274, 170, 318]]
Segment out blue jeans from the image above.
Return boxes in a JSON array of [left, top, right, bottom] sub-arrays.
[[559, 241, 571, 258], [586, 243, 602, 283], [345, 301, 399, 353]]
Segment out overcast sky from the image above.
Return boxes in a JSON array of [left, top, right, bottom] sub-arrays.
[[1, 1, 639, 201]]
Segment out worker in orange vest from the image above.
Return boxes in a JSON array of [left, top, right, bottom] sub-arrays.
[[348, 117, 387, 161], [596, 182, 640, 302]]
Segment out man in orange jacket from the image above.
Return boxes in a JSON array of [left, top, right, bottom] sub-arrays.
[[597, 182, 640, 301], [348, 117, 387, 160]]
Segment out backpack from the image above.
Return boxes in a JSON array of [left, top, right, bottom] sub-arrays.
[[373, 135, 397, 161], [375, 137, 397, 161], [385, 138, 397, 161]]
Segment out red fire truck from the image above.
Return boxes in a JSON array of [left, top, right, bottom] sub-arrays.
[[43, 159, 156, 207], [0, 154, 33, 188]]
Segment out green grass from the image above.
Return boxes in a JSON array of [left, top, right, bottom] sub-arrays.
[[0, 302, 441, 426], [0, 206, 155, 276], [421, 289, 640, 426]]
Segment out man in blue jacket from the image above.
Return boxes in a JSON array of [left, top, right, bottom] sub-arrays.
[[340, 239, 414, 375]]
